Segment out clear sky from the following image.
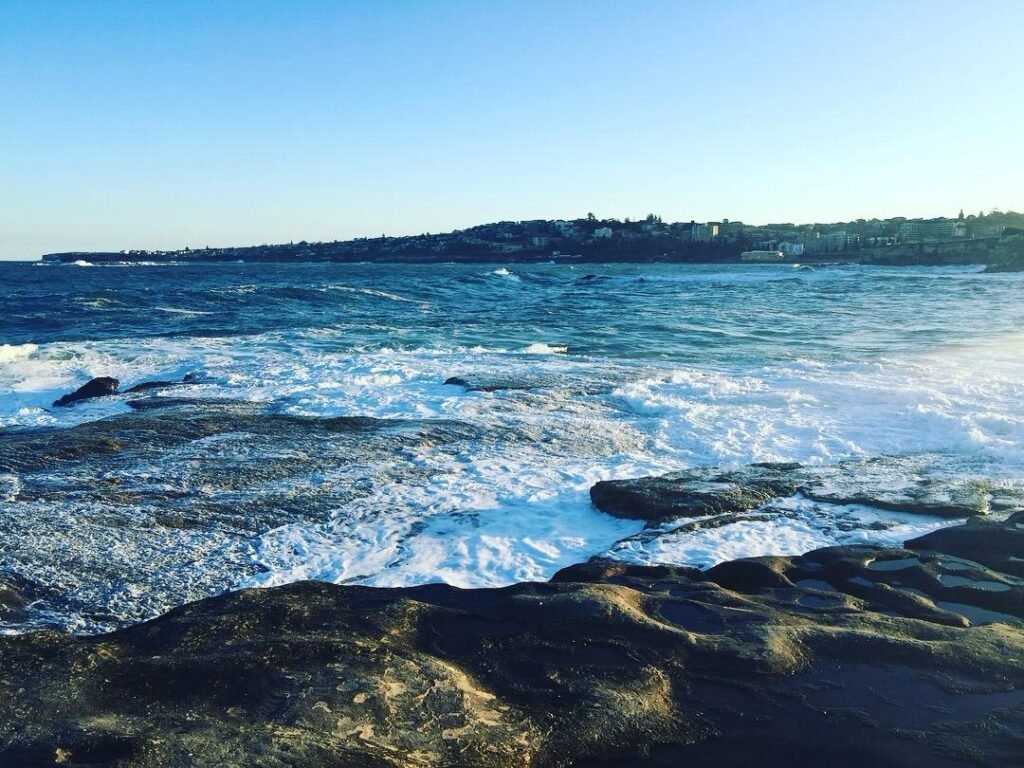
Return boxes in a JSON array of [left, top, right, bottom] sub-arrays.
[[1, 0, 1021, 260]]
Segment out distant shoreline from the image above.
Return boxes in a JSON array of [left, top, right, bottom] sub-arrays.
[[25, 254, 1013, 269], [34, 212, 1024, 270]]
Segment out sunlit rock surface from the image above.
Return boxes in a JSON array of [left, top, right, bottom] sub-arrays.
[[1, 511, 1022, 767]]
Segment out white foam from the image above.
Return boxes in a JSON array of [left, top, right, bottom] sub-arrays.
[[154, 306, 214, 316], [522, 343, 568, 354], [606, 498, 956, 570], [4, 323, 1023, 592], [490, 267, 521, 281], [0, 339, 189, 427], [609, 348, 1024, 472], [322, 284, 422, 303], [246, 486, 642, 590], [0, 343, 38, 363]]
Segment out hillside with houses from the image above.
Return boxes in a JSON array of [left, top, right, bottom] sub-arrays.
[[42, 210, 1024, 266]]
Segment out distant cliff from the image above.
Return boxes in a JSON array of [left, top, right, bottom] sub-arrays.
[[984, 232, 1024, 272]]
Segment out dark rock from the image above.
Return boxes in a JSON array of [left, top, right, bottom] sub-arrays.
[[704, 557, 794, 591], [443, 371, 617, 396], [125, 396, 208, 411], [3, 446, 1024, 764], [125, 372, 198, 393], [907, 509, 1024, 578], [52, 376, 119, 407], [0, 581, 26, 623], [590, 469, 798, 521], [751, 461, 803, 471], [591, 457, 1024, 522], [0, 572, 51, 628], [124, 380, 176, 393], [551, 560, 701, 586], [1, 515, 1023, 766], [442, 375, 525, 393]]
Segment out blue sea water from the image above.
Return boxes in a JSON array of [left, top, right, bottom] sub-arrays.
[[2, 260, 1024, 630]]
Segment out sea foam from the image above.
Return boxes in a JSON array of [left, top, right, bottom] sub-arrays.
[[2, 262, 1022, 619]]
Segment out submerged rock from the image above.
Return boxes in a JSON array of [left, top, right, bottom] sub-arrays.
[[0, 400, 487, 633], [52, 373, 196, 406], [123, 372, 196, 394], [443, 375, 533, 393], [52, 376, 120, 407], [0, 511, 1022, 766], [0, 578, 27, 624], [442, 371, 617, 395]]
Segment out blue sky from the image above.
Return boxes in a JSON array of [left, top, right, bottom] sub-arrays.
[[1, 0, 1021, 259]]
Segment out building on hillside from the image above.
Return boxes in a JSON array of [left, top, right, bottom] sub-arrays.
[[778, 241, 804, 257], [805, 231, 848, 254], [898, 218, 966, 243], [689, 221, 720, 242], [719, 220, 744, 241], [593, 227, 613, 239]]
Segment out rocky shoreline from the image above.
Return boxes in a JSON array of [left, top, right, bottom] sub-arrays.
[[2, 454, 1023, 766]]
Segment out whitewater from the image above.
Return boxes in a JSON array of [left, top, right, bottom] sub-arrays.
[[2, 260, 1024, 631]]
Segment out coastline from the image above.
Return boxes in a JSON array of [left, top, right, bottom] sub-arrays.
[[29, 251, 1018, 268], [2, 259, 1023, 765], [1, 481, 1021, 767], [31, 214, 1024, 270]]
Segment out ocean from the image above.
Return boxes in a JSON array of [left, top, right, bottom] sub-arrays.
[[2, 260, 1023, 633]]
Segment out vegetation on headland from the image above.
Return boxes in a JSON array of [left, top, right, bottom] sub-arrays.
[[41, 210, 1024, 267]]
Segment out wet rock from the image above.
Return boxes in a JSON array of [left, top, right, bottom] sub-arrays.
[[52, 376, 119, 407], [443, 372, 617, 395], [907, 509, 1024, 578], [704, 557, 794, 590], [124, 380, 176, 393], [752, 460, 803, 471], [124, 372, 197, 394], [591, 469, 797, 521], [591, 456, 1024, 522], [0, 581, 26, 623], [442, 375, 529, 393], [0, 401, 486, 633], [1, 513, 1023, 766], [0, 572, 51, 627]]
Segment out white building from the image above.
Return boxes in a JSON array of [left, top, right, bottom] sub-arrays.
[[805, 231, 848, 254], [690, 222, 720, 242], [593, 227, 614, 239], [778, 241, 804, 257]]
